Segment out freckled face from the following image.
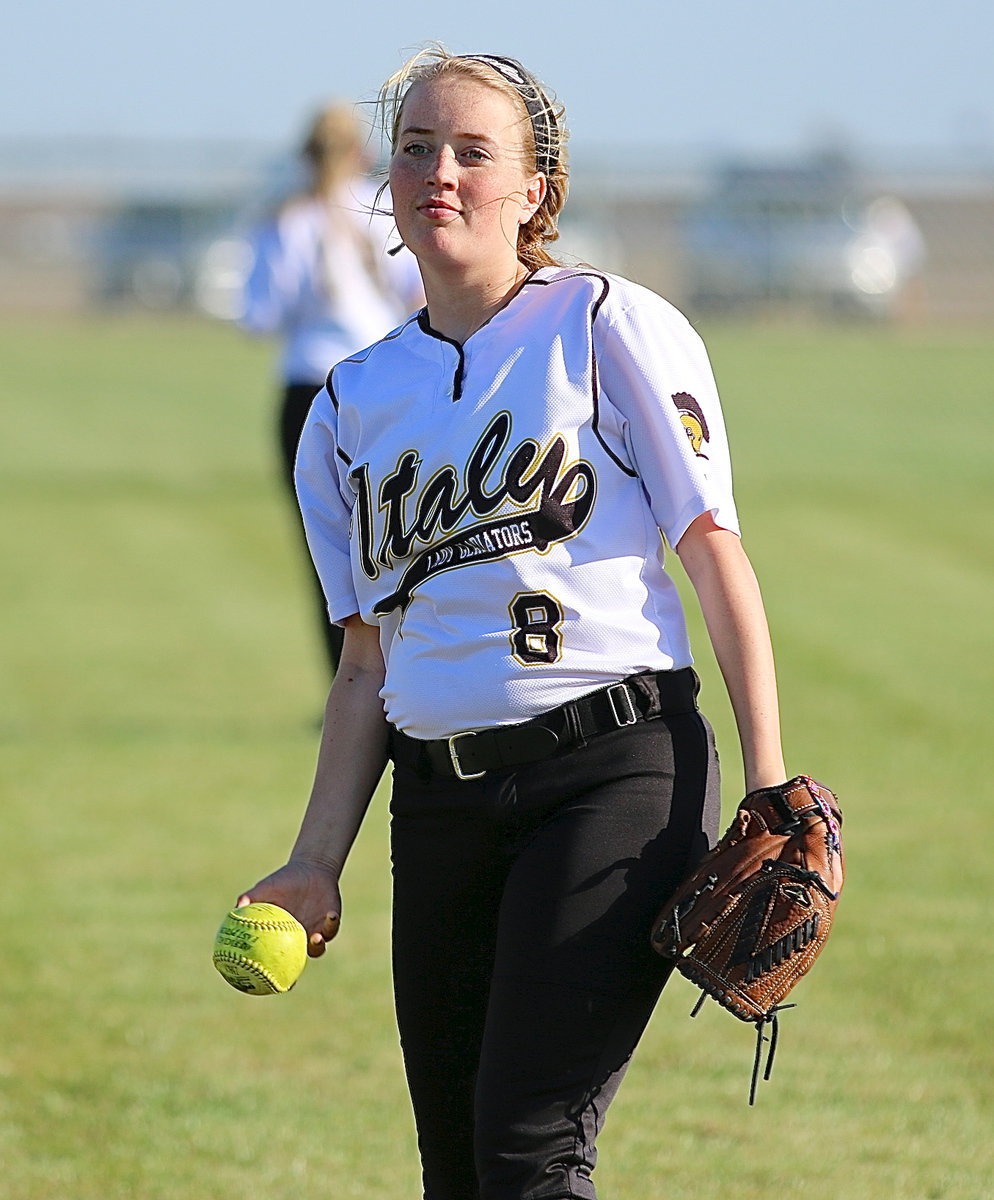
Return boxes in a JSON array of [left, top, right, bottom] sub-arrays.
[[389, 76, 544, 272]]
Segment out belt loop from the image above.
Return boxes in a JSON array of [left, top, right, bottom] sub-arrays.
[[607, 683, 639, 727], [627, 670, 661, 718], [562, 699, 587, 748]]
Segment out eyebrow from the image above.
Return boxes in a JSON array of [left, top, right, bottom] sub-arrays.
[[400, 125, 499, 144]]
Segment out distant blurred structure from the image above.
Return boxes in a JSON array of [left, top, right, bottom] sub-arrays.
[[0, 137, 269, 316], [1, 136, 993, 323], [680, 154, 925, 318], [91, 199, 247, 313]]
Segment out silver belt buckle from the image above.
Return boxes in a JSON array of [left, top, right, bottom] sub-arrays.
[[607, 684, 638, 727], [448, 731, 486, 780]]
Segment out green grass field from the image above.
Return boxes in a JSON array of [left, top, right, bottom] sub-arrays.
[[2, 312, 992, 1199]]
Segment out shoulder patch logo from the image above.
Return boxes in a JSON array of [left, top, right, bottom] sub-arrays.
[[672, 392, 710, 458]]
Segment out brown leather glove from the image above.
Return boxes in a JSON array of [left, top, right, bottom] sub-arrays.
[[651, 775, 844, 1101]]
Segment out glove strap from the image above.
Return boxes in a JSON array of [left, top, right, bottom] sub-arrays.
[[745, 775, 839, 835]]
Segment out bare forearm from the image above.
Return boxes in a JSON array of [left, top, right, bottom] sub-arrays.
[[700, 562, 785, 792], [290, 628, 390, 877], [677, 516, 786, 792]]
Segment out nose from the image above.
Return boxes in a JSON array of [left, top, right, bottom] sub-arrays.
[[425, 146, 458, 190]]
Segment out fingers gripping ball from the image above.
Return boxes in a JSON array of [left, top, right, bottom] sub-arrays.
[[212, 903, 308, 995]]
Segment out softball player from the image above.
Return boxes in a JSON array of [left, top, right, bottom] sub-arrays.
[[239, 47, 788, 1200]]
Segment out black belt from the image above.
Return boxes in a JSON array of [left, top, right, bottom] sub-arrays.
[[388, 668, 699, 782]]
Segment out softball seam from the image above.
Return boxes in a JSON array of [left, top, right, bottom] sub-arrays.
[[229, 919, 299, 931], [213, 950, 284, 991], [227, 913, 302, 932]]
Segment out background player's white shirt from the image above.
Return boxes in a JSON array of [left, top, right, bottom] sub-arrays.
[[296, 266, 739, 739], [238, 179, 422, 385]]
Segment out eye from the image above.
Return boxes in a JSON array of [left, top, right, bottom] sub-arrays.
[[401, 141, 430, 157], [462, 147, 490, 163]]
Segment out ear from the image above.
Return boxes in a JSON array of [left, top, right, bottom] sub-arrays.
[[520, 173, 547, 224]]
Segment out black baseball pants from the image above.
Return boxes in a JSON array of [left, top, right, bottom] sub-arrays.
[[389, 705, 721, 1200]]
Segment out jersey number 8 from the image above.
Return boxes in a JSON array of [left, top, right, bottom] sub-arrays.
[[509, 591, 564, 665]]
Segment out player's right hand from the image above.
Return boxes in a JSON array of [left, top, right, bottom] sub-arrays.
[[237, 859, 341, 957]]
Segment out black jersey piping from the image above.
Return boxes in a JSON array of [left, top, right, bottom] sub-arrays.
[[417, 310, 466, 402], [522, 268, 637, 478], [415, 272, 537, 404]]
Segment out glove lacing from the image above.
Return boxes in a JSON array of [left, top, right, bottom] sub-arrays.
[[690, 991, 796, 1105], [749, 1004, 794, 1105]]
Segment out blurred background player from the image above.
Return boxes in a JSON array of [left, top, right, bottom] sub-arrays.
[[238, 102, 423, 676]]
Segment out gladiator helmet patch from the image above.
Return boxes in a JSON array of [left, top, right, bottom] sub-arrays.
[[672, 392, 710, 458]]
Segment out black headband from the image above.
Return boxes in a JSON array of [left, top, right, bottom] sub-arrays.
[[457, 53, 559, 176]]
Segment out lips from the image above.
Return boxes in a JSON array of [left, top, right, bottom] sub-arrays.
[[418, 199, 460, 219]]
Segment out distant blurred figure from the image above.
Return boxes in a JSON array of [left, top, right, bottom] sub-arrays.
[[239, 103, 423, 676]]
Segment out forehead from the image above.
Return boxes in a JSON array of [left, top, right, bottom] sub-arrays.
[[399, 75, 526, 144]]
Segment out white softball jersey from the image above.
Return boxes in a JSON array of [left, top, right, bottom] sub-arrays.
[[295, 266, 739, 739], [238, 179, 422, 385]]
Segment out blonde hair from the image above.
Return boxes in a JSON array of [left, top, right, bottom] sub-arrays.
[[301, 103, 364, 195], [376, 45, 569, 270]]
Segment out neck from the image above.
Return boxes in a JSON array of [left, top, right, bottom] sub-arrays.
[[420, 258, 530, 343]]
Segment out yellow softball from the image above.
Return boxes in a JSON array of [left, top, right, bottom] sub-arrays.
[[212, 902, 308, 995]]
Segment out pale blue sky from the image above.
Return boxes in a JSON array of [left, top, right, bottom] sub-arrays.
[[4, 0, 991, 161]]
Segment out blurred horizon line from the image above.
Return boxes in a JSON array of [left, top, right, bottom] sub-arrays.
[[2, 133, 993, 206]]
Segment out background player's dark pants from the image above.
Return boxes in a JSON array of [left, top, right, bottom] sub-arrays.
[[278, 382, 343, 676], [390, 709, 722, 1200]]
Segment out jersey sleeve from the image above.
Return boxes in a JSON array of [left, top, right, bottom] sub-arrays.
[[293, 384, 360, 623], [593, 289, 740, 546]]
